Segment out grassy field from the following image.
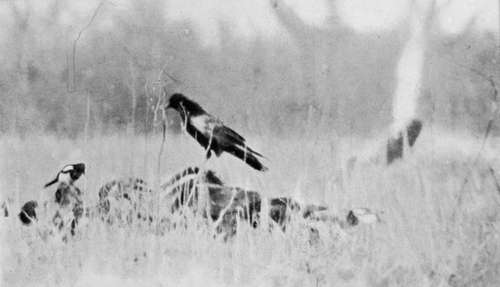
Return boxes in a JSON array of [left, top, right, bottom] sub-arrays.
[[1, 128, 500, 286]]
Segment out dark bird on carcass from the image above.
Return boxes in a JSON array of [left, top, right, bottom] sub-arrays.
[[18, 200, 38, 225], [165, 93, 268, 172]]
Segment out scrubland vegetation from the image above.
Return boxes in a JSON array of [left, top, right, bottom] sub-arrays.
[[1, 130, 500, 286], [1, 0, 499, 286]]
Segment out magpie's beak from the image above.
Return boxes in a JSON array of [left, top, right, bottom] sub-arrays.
[[165, 103, 172, 109]]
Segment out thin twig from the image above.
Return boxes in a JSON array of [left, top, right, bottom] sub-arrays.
[[158, 63, 180, 84], [156, 89, 168, 181], [71, 0, 106, 91], [488, 166, 500, 194], [156, 121, 167, 177], [456, 69, 499, 205]]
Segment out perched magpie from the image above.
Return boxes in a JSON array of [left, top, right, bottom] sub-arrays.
[[44, 163, 86, 188], [166, 93, 268, 172]]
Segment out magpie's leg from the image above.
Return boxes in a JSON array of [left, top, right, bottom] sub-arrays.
[[201, 150, 212, 168]]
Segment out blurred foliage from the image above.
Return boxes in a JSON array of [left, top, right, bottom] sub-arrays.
[[0, 1, 498, 138]]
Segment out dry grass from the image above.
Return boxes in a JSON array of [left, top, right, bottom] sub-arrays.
[[1, 129, 500, 286]]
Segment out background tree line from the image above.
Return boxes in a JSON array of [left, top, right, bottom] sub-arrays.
[[0, 0, 498, 138]]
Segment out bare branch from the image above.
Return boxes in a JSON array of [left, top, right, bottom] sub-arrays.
[[160, 68, 181, 85], [488, 167, 500, 194], [455, 68, 499, 205], [71, 0, 106, 91]]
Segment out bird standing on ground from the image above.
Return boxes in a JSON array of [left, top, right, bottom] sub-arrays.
[[18, 200, 38, 225], [44, 163, 86, 188], [165, 93, 268, 172]]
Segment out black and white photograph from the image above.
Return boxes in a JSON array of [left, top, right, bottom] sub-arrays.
[[0, 0, 499, 286]]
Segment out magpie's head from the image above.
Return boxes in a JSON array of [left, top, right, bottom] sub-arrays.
[[69, 163, 86, 181], [166, 93, 204, 116], [166, 93, 186, 111]]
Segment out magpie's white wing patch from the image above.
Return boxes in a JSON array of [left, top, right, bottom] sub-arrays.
[[62, 165, 74, 173], [190, 114, 220, 136]]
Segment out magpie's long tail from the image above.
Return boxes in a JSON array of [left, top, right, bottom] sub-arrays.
[[44, 177, 58, 188], [226, 145, 268, 172]]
